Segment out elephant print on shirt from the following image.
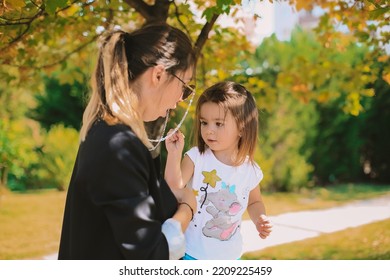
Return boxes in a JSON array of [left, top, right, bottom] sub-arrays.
[[200, 182, 242, 241]]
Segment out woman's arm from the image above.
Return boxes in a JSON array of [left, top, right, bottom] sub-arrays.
[[161, 180, 196, 259], [90, 125, 186, 259], [170, 186, 196, 231]]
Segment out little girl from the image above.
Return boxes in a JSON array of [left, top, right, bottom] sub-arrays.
[[165, 81, 272, 260]]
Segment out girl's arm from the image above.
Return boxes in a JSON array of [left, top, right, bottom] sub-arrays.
[[165, 130, 185, 189], [165, 130, 194, 189], [247, 186, 272, 239]]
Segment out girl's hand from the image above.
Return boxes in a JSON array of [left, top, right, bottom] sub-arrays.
[[165, 129, 185, 155], [255, 214, 273, 239]]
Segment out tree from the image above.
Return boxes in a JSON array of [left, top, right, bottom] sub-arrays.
[[0, 0, 254, 153], [30, 71, 88, 131], [237, 28, 388, 189], [360, 59, 390, 183], [0, 0, 389, 191], [0, 118, 42, 188], [1, 0, 388, 101]]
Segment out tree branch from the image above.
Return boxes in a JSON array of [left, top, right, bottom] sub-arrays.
[[171, 0, 192, 42], [40, 35, 100, 69], [194, 13, 219, 60], [122, 0, 171, 23], [37, 7, 114, 70], [122, 0, 153, 21], [0, 8, 44, 52], [0, 5, 44, 26]]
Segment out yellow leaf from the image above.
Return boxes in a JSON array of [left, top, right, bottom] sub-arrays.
[[383, 72, 390, 85], [294, 0, 313, 11], [217, 70, 227, 80], [362, 89, 375, 97], [58, 4, 79, 17], [363, 65, 371, 72], [256, 80, 268, 89], [7, 0, 26, 10], [317, 92, 330, 103], [378, 55, 389, 63], [248, 77, 258, 85]]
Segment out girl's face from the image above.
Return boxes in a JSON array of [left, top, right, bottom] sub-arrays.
[[199, 102, 241, 159]]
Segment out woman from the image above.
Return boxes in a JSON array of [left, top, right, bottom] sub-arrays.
[[58, 23, 196, 260]]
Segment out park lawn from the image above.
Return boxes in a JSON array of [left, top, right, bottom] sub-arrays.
[[242, 218, 390, 260], [0, 184, 389, 259], [0, 190, 66, 260]]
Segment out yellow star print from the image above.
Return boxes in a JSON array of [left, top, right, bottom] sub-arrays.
[[202, 169, 221, 188]]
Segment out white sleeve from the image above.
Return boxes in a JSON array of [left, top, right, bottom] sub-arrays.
[[184, 146, 198, 163], [161, 218, 185, 260]]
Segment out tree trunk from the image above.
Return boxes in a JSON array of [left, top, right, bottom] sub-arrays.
[[0, 166, 8, 187], [0, 166, 8, 202]]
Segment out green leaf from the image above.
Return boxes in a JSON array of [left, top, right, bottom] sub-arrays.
[[369, 7, 390, 20], [202, 7, 216, 22], [217, 0, 233, 14], [45, 0, 69, 15]]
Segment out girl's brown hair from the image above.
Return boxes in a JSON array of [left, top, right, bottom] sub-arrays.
[[80, 23, 196, 148], [194, 81, 258, 165]]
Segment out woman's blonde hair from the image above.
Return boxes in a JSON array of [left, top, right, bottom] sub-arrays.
[[80, 24, 195, 148], [194, 81, 259, 166]]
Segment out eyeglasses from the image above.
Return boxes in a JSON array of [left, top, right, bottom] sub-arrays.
[[170, 72, 195, 100]]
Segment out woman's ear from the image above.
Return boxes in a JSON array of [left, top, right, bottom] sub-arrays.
[[152, 64, 165, 85]]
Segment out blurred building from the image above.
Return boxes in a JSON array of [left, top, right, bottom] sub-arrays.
[[247, 2, 320, 44], [219, 1, 320, 46]]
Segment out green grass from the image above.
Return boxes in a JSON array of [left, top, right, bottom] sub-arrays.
[[0, 190, 66, 260], [242, 219, 390, 260], [0, 183, 389, 260]]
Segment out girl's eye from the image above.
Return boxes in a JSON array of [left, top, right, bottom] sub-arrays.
[[216, 122, 224, 127], [200, 121, 207, 126]]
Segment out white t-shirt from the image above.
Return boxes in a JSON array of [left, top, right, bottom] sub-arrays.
[[184, 147, 263, 260]]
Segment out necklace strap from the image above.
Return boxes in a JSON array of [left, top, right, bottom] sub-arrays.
[[148, 91, 195, 151]]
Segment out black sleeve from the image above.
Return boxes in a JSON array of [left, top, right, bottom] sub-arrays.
[[89, 129, 172, 259]]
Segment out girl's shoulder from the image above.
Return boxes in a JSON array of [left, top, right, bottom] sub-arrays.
[[185, 147, 214, 165]]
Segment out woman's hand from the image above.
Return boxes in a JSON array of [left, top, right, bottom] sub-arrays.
[[170, 186, 196, 231], [172, 186, 196, 212]]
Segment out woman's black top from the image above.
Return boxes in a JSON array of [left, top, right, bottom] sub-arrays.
[[58, 120, 177, 259]]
